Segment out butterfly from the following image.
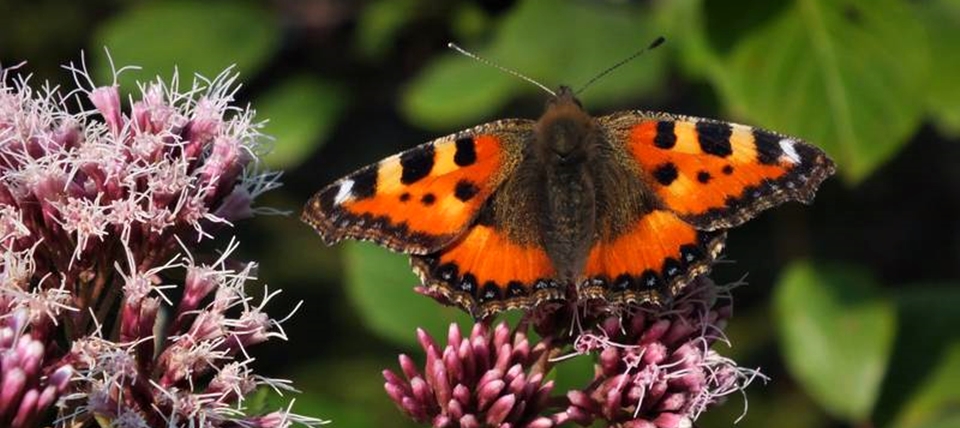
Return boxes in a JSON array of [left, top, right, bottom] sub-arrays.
[[301, 49, 835, 319]]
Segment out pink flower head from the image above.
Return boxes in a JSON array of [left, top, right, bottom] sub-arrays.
[[0, 60, 322, 427], [563, 277, 766, 427], [0, 310, 73, 428], [392, 277, 765, 428], [384, 322, 563, 428]]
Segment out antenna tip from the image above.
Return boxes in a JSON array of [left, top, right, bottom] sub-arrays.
[[649, 36, 666, 49]]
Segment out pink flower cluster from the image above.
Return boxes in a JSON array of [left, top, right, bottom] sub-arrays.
[[385, 278, 765, 428], [384, 322, 560, 428], [1, 310, 73, 428], [0, 62, 321, 427], [564, 278, 765, 427]]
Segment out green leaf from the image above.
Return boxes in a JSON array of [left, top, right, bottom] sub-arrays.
[[915, 0, 960, 136], [355, 0, 420, 60], [93, 1, 279, 89], [669, 0, 929, 184], [875, 284, 960, 428], [403, 56, 519, 130], [891, 342, 960, 428], [343, 242, 470, 347], [774, 262, 896, 423], [729, 0, 928, 183], [257, 75, 345, 169], [403, 0, 665, 130]]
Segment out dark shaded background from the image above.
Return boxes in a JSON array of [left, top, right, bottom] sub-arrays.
[[3, 0, 958, 427]]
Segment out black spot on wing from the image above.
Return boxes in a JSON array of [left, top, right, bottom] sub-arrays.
[[506, 281, 527, 297], [613, 274, 633, 291], [753, 128, 784, 165], [454, 137, 477, 166], [351, 166, 378, 199], [639, 270, 662, 290], [653, 162, 679, 186], [479, 281, 503, 303], [697, 170, 712, 184], [722, 165, 734, 175], [679, 244, 702, 264], [400, 145, 435, 184], [654, 121, 676, 149], [460, 273, 478, 295], [696, 121, 733, 157], [436, 262, 459, 282], [421, 193, 436, 206], [454, 180, 480, 202], [661, 257, 682, 280]]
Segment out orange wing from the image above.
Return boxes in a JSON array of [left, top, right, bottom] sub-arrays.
[[580, 209, 726, 304], [599, 112, 835, 230], [410, 223, 562, 319], [301, 119, 532, 254]]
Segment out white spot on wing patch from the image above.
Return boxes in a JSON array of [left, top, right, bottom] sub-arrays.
[[333, 179, 353, 205], [779, 139, 801, 164]]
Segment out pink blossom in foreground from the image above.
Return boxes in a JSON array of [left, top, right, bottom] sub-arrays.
[[1, 61, 322, 427], [563, 277, 765, 427], [387, 278, 765, 428], [384, 322, 563, 428]]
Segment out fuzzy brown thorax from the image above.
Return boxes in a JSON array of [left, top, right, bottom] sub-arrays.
[[533, 86, 601, 282]]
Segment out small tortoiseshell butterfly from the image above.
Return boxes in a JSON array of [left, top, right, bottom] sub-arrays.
[[302, 41, 835, 319]]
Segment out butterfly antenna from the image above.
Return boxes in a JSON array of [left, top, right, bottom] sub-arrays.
[[447, 42, 556, 97], [576, 36, 666, 96]]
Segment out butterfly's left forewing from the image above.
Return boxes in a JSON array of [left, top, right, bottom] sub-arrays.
[[301, 119, 533, 254], [598, 111, 835, 230], [580, 110, 834, 303]]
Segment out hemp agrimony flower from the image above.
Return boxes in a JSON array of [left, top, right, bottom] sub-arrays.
[[386, 278, 765, 428], [0, 60, 322, 427]]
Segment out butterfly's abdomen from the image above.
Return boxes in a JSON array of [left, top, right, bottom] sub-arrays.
[[541, 164, 596, 282]]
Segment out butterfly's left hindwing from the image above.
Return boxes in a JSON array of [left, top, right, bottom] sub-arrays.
[[581, 209, 726, 304], [599, 111, 835, 230], [301, 119, 533, 254]]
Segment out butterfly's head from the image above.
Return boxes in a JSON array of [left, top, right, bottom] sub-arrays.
[[536, 85, 596, 164], [547, 85, 583, 109]]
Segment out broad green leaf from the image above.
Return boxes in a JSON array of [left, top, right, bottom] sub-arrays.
[[726, 0, 928, 183], [654, 0, 723, 82], [93, 1, 279, 90], [355, 0, 420, 60], [451, 2, 492, 42], [891, 343, 960, 428], [404, 0, 665, 130], [774, 262, 896, 423], [915, 0, 960, 136], [343, 242, 470, 347], [403, 56, 518, 130], [875, 285, 960, 428], [667, 0, 929, 184], [257, 76, 345, 169]]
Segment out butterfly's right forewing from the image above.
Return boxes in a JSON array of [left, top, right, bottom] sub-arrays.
[[301, 119, 533, 254]]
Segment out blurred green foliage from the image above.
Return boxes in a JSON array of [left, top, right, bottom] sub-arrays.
[[775, 262, 896, 423], [2, 0, 958, 427]]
